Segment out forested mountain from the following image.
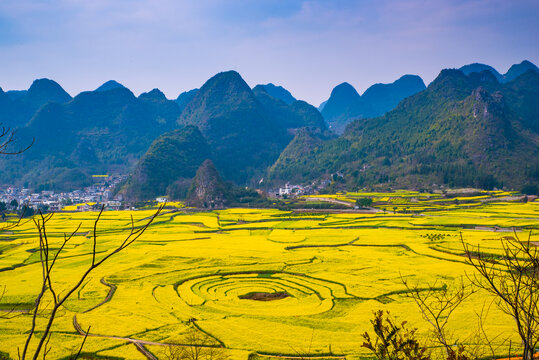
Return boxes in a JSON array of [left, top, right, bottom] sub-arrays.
[[177, 70, 325, 184], [0, 84, 180, 190], [267, 127, 326, 184], [122, 71, 327, 200], [320, 75, 426, 134], [268, 69, 539, 190], [119, 126, 211, 200], [185, 159, 229, 208], [1, 62, 537, 196]]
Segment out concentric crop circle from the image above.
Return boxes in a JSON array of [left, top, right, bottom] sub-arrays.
[[176, 272, 345, 316]]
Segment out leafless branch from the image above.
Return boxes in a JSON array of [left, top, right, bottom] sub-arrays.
[[0, 125, 34, 155], [21, 204, 165, 360], [401, 275, 476, 358], [462, 230, 539, 360]]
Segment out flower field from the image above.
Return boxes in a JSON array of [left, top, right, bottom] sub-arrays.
[[0, 198, 538, 359]]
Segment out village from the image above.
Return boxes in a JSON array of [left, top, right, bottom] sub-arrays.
[[0, 175, 127, 212], [0, 171, 346, 213]]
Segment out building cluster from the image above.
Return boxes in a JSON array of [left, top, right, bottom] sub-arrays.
[[0, 175, 127, 212], [273, 182, 324, 198], [273, 175, 342, 198]]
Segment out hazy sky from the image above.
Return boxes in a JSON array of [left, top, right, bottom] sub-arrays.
[[0, 0, 538, 105]]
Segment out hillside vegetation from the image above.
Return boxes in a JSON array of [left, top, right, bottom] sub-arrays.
[[268, 69, 539, 190]]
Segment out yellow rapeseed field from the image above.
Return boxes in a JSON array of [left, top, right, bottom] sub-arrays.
[[0, 198, 537, 359]]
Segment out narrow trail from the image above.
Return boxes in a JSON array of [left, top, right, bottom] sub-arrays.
[[72, 316, 347, 360], [73, 315, 183, 346], [72, 316, 222, 359], [134, 342, 158, 360], [83, 277, 117, 313], [304, 197, 354, 208], [254, 353, 346, 360]]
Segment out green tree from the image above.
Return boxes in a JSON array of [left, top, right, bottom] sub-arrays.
[[362, 310, 429, 360], [356, 197, 373, 208], [10, 200, 18, 209]]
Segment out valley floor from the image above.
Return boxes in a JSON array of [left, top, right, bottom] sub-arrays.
[[0, 194, 538, 359]]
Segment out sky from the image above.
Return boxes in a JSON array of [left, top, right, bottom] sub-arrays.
[[0, 0, 538, 106]]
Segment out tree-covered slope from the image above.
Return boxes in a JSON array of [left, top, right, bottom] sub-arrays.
[[178, 70, 324, 185], [119, 126, 211, 200], [0, 85, 181, 190], [121, 71, 327, 200], [186, 159, 229, 208], [268, 69, 539, 190], [267, 127, 326, 184]]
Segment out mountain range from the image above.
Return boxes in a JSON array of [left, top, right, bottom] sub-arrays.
[[320, 75, 426, 134], [0, 59, 537, 198], [120, 71, 326, 199], [459, 60, 538, 83], [269, 68, 539, 190]]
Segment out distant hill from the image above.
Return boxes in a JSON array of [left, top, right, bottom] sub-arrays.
[[320, 82, 362, 134], [0, 79, 72, 128], [361, 75, 426, 115], [504, 60, 539, 82], [256, 83, 296, 104], [138, 88, 167, 101], [0, 87, 14, 126], [25, 78, 72, 107], [2, 63, 536, 194], [95, 80, 126, 92], [269, 69, 539, 190], [320, 75, 426, 134], [252, 85, 326, 131], [175, 89, 199, 112], [459, 63, 503, 82], [5, 90, 27, 101], [459, 60, 538, 83]]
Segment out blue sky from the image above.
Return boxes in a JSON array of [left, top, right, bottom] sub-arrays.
[[0, 0, 538, 105]]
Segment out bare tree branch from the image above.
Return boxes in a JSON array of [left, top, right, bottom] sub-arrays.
[[21, 204, 165, 359], [462, 230, 539, 360], [0, 125, 34, 155], [401, 275, 476, 358]]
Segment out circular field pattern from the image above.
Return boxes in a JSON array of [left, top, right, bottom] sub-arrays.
[[176, 272, 350, 316]]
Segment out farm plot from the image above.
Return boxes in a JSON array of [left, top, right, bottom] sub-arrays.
[[0, 201, 537, 359]]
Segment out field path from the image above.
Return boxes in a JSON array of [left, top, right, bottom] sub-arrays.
[[83, 277, 116, 313], [72, 316, 348, 360], [255, 353, 346, 360], [72, 316, 222, 359], [304, 197, 354, 208]]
